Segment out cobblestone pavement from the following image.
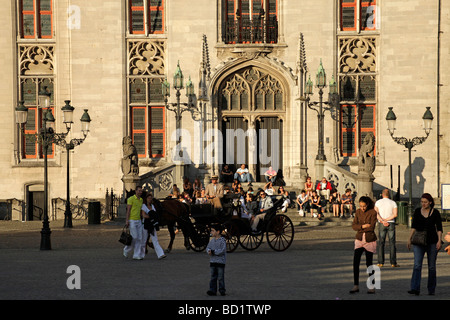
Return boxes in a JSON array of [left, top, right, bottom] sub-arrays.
[[1, 219, 449, 303]]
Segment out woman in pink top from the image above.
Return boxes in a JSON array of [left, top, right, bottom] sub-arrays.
[[350, 196, 377, 294], [264, 166, 277, 183]]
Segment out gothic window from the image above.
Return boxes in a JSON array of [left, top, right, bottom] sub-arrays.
[[18, 45, 55, 159], [340, 0, 377, 32], [129, 0, 164, 35], [338, 37, 377, 157], [128, 40, 166, 158], [19, 79, 55, 159], [220, 67, 284, 112], [340, 104, 375, 157], [19, 0, 53, 39], [223, 0, 278, 44]]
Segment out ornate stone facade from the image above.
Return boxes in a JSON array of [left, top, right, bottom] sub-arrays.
[[0, 0, 448, 219]]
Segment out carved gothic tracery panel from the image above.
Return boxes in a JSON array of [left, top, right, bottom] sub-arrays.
[[339, 37, 376, 74], [220, 67, 284, 112], [128, 40, 165, 76], [19, 45, 54, 75]]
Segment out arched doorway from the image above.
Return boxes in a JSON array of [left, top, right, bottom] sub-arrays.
[[217, 65, 286, 182]]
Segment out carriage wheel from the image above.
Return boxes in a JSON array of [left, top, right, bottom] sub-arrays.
[[266, 214, 294, 251], [223, 222, 239, 253], [239, 232, 263, 251], [188, 223, 209, 252]]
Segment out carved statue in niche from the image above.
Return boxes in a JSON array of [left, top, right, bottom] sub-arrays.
[[358, 132, 376, 178], [121, 136, 139, 177]]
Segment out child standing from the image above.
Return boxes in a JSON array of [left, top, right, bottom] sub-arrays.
[[206, 224, 227, 296]]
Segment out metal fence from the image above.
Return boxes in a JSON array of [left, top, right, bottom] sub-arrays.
[[223, 18, 278, 44]]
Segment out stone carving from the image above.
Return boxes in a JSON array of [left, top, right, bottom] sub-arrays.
[[128, 40, 165, 76], [158, 172, 173, 191], [358, 132, 376, 178], [220, 67, 284, 111], [339, 37, 376, 74], [19, 45, 54, 75], [121, 136, 139, 177]]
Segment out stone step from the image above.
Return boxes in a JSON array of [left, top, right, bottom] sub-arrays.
[[282, 208, 353, 227]]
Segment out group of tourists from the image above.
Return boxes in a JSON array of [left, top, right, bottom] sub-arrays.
[[121, 168, 450, 297], [350, 190, 447, 296], [296, 176, 354, 220]]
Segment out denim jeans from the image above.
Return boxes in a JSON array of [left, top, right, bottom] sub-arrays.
[[209, 263, 225, 293], [234, 172, 250, 182], [377, 222, 397, 265], [411, 244, 438, 294], [209, 264, 225, 294]]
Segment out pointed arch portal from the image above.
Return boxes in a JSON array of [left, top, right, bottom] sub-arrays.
[[216, 64, 287, 182]]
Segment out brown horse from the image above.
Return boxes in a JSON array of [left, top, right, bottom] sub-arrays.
[[148, 198, 191, 253]]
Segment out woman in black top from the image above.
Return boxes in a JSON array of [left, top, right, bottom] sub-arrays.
[[407, 193, 443, 296]]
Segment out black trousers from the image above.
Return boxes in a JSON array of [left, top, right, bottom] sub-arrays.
[[353, 247, 374, 285]]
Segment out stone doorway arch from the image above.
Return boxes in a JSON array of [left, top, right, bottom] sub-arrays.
[[211, 59, 291, 182]]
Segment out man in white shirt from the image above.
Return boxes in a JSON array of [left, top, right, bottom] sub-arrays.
[[234, 164, 252, 184], [375, 189, 399, 267]]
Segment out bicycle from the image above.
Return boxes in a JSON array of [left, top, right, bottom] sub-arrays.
[[72, 196, 89, 219]]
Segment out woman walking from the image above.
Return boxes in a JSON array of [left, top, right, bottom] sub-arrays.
[[141, 193, 166, 260], [350, 196, 377, 294], [407, 193, 442, 296]]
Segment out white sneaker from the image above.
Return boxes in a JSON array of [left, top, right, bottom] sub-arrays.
[[158, 255, 167, 260]]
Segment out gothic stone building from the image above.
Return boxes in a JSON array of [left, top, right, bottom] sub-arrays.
[[0, 1, 449, 220]]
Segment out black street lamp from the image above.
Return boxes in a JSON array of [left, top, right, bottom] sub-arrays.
[[59, 101, 91, 228], [15, 89, 91, 248], [162, 61, 196, 159], [304, 60, 340, 161], [386, 106, 434, 227]]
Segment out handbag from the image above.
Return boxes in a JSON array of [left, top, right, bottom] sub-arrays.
[[411, 230, 427, 246], [411, 208, 432, 246], [119, 225, 132, 246]]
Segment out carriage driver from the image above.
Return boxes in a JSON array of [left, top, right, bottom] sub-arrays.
[[250, 190, 273, 233], [205, 175, 224, 210]]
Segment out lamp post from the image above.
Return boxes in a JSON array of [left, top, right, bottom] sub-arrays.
[[304, 59, 340, 162], [59, 101, 91, 228], [162, 61, 196, 159], [15, 88, 91, 248], [385, 106, 434, 228]]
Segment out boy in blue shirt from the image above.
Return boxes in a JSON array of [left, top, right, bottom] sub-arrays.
[[206, 224, 227, 296]]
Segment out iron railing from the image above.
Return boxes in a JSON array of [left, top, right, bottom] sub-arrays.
[[223, 18, 278, 44]]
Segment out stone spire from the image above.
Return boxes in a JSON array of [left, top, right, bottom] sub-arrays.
[[199, 34, 211, 100]]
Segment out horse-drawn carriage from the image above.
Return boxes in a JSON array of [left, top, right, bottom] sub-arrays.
[[155, 193, 295, 253]]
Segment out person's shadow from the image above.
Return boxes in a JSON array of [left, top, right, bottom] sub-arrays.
[[403, 157, 425, 201]]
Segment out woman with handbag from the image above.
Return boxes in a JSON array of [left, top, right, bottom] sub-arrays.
[[350, 196, 378, 294], [407, 193, 443, 296]]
